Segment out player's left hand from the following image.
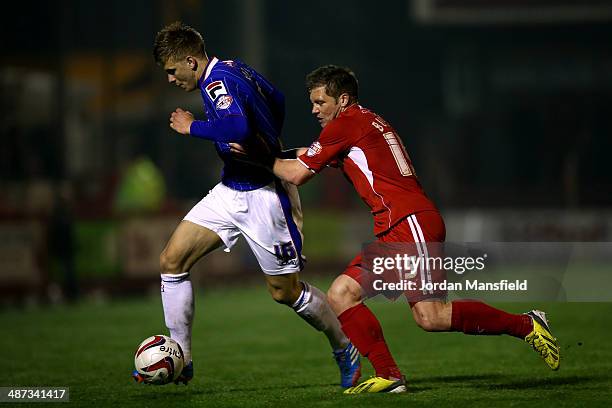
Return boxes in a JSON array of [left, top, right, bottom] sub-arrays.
[[170, 108, 194, 135]]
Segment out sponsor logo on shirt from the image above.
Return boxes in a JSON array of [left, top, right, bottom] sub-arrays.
[[306, 141, 322, 157], [215, 95, 233, 110], [205, 80, 228, 101]]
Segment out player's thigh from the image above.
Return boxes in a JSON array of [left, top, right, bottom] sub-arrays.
[[264, 272, 302, 304], [382, 212, 448, 304], [238, 181, 304, 275], [161, 220, 223, 273]]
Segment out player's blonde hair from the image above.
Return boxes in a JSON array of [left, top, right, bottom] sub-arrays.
[[153, 21, 206, 65]]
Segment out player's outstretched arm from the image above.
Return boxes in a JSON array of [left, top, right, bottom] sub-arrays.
[[272, 158, 314, 186], [170, 108, 251, 143], [278, 147, 308, 158], [230, 144, 307, 161], [229, 143, 313, 185]]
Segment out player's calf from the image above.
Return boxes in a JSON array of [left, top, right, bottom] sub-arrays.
[[282, 278, 358, 387]]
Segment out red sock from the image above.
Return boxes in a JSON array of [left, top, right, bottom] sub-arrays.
[[451, 301, 533, 338], [338, 303, 402, 379]]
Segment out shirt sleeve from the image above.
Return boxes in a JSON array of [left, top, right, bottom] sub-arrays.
[[190, 76, 251, 143], [298, 119, 351, 173]]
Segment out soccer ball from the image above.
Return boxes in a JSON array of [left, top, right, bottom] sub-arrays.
[[134, 335, 185, 385]]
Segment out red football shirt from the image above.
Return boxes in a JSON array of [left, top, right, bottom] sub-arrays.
[[298, 104, 438, 236]]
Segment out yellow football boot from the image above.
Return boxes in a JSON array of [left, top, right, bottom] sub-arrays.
[[343, 376, 407, 394], [525, 310, 560, 370]]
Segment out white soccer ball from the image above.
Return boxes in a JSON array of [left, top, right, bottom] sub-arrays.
[[134, 335, 185, 385]]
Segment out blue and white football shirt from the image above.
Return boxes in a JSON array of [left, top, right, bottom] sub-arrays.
[[190, 57, 285, 191]]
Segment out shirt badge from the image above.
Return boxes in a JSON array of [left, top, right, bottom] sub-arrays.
[[215, 95, 233, 110], [306, 141, 322, 157], [205, 80, 228, 101]]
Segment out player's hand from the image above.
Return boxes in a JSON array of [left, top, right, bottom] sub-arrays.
[[229, 142, 264, 166], [229, 142, 247, 156], [228, 134, 275, 169], [170, 108, 194, 135]]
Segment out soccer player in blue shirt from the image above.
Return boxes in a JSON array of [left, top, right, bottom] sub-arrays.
[[131, 22, 361, 387]]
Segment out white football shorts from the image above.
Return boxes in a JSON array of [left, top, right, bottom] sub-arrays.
[[183, 180, 304, 275]]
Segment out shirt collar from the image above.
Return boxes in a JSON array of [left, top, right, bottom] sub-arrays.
[[198, 56, 219, 87], [339, 103, 360, 118]]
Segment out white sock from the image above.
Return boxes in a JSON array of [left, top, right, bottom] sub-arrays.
[[292, 281, 349, 352], [161, 272, 194, 363]]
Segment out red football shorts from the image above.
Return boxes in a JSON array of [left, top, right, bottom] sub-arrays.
[[343, 210, 447, 306]]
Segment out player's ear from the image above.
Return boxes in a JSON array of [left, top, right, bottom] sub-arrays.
[[186, 56, 198, 71], [340, 93, 350, 108]]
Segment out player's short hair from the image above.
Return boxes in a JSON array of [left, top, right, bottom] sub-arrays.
[[153, 21, 206, 65], [306, 65, 359, 102]]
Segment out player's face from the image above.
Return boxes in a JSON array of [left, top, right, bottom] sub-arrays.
[[309, 86, 343, 128], [163, 57, 198, 92]]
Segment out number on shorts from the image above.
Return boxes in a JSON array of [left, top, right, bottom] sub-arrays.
[[274, 242, 297, 261]]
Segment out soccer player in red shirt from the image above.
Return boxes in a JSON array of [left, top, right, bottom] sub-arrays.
[[232, 65, 560, 393]]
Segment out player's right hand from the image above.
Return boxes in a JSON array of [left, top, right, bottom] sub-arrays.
[[228, 133, 275, 169], [229, 142, 270, 168], [228, 142, 247, 156], [170, 108, 194, 135]]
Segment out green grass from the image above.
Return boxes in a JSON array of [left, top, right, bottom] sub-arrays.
[[1, 281, 611, 407]]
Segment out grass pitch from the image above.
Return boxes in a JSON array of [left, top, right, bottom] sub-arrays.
[[2, 280, 611, 407]]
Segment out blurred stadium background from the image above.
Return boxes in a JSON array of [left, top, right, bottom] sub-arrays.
[[1, 0, 612, 304]]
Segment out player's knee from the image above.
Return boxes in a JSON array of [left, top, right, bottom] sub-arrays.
[[159, 249, 183, 275], [413, 313, 440, 332], [269, 287, 295, 305], [412, 304, 447, 332], [327, 281, 360, 314], [326, 284, 345, 310]]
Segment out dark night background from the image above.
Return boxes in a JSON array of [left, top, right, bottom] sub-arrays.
[[1, 0, 611, 299]]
